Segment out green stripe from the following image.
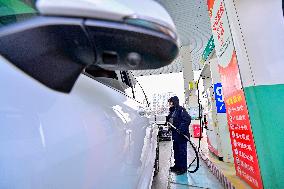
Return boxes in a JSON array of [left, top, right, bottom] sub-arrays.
[[0, 0, 36, 17], [244, 84, 284, 189]]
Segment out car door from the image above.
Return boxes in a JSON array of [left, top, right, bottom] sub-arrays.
[[0, 53, 159, 189], [0, 0, 177, 188], [0, 20, 157, 189], [84, 68, 159, 188]]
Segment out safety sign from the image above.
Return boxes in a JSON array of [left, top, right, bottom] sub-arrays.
[[213, 83, 226, 113]]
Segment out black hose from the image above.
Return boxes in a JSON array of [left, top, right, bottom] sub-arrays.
[[187, 137, 200, 173], [168, 122, 200, 173], [169, 78, 203, 173], [190, 78, 203, 173]]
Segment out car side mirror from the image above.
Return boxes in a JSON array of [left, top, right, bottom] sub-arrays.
[[0, 0, 179, 93]]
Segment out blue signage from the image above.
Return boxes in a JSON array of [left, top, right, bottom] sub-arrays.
[[214, 83, 226, 113]]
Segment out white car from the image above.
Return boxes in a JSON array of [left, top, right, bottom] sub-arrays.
[[0, 0, 178, 189]]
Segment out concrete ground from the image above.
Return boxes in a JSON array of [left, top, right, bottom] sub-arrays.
[[152, 141, 223, 189], [191, 136, 251, 189], [151, 141, 172, 189]]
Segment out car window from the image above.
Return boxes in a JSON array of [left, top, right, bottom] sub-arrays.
[[118, 71, 134, 98], [133, 80, 148, 105], [119, 71, 148, 105], [0, 0, 37, 27], [126, 72, 149, 106]]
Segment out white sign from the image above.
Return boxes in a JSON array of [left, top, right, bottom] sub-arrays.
[[210, 0, 234, 68]]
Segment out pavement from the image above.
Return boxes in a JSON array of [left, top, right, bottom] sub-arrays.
[[190, 136, 251, 189], [152, 141, 223, 189]]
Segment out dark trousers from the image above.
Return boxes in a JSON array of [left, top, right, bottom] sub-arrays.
[[173, 140, 187, 170]]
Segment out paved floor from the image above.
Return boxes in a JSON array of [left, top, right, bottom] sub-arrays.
[[152, 141, 223, 189], [191, 136, 251, 189], [151, 141, 172, 189]]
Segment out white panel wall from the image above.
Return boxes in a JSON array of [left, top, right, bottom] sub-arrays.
[[182, 45, 194, 88], [209, 56, 233, 163], [224, 0, 284, 87]]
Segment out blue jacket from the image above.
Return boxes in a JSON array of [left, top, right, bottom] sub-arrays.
[[167, 96, 191, 143]]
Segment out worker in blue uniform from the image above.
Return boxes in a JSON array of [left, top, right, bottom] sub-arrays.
[[166, 96, 191, 175]]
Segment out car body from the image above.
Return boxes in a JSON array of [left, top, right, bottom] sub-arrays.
[[0, 56, 159, 189], [0, 0, 178, 188]]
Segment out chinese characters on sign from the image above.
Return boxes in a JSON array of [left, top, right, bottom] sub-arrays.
[[212, 1, 225, 46], [208, 0, 234, 68], [208, 0, 263, 188], [219, 52, 263, 189], [201, 35, 215, 64]]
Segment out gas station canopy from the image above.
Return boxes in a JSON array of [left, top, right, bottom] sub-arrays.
[[132, 0, 212, 76]]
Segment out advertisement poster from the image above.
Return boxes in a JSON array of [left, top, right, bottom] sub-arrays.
[[208, 0, 263, 188], [219, 52, 263, 189]]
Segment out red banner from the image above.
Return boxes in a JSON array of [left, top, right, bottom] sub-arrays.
[[219, 52, 263, 189], [207, 0, 263, 188], [207, 0, 215, 17]]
